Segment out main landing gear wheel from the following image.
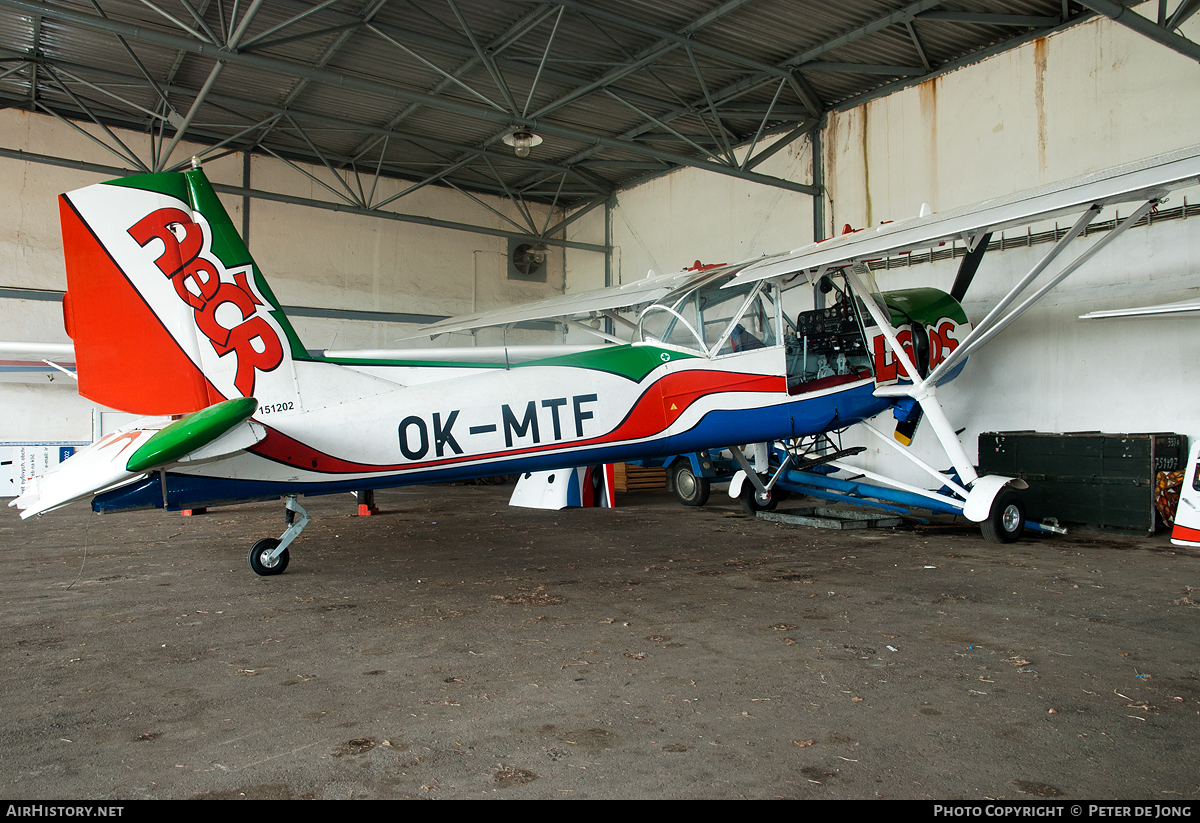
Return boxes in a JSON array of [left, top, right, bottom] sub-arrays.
[[981, 489, 1025, 544], [738, 476, 780, 515], [249, 538, 289, 576], [672, 460, 710, 507]]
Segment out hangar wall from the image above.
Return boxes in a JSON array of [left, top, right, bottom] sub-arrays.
[[566, 6, 1200, 489], [0, 108, 567, 447]]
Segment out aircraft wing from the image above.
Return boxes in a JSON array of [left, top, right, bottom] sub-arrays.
[[727, 144, 1200, 288], [404, 262, 748, 339], [1079, 298, 1200, 319], [0, 342, 74, 358], [0, 341, 76, 382]]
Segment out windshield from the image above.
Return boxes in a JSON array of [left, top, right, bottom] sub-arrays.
[[638, 272, 778, 357]]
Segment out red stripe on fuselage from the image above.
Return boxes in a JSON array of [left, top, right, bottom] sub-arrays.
[[248, 368, 786, 474]]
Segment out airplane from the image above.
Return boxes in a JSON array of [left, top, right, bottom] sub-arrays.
[[1171, 440, 1200, 549], [11, 146, 1200, 574]]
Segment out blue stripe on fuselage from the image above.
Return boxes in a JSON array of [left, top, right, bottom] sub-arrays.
[[93, 381, 889, 512]]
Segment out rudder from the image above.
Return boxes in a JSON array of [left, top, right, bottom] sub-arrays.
[[60, 167, 304, 415]]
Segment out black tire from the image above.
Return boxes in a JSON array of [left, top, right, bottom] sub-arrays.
[[671, 460, 710, 507], [981, 489, 1025, 544], [249, 538, 289, 576], [738, 476, 779, 514]]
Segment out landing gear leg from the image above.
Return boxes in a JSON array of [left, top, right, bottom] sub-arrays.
[[249, 495, 310, 576], [728, 444, 791, 514]]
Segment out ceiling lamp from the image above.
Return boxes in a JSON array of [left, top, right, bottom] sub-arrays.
[[503, 129, 543, 158]]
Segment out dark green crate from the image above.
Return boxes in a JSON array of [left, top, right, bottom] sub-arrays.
[[977, 432, 1187, 535]]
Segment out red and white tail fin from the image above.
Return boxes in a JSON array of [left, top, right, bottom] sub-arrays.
[[59, 167, 303, 415]]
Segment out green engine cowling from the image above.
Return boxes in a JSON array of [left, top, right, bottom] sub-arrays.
[[874, 288, 971, 384]]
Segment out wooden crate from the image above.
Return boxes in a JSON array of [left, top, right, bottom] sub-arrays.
[[614, 463, 667, 492]]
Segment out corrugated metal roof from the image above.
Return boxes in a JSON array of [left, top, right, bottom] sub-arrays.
[[0, 0, 1097, 215]]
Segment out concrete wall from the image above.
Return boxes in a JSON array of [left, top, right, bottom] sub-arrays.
[[564, 135, 815, 295], [566, 6, 1200, 489], [0, 108, 566, 445]]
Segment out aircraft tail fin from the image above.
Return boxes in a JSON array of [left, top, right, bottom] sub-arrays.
[[59, 167, 304, 415]]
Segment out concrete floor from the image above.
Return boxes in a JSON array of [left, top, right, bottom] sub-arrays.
[[2, 485, 1198, 800]]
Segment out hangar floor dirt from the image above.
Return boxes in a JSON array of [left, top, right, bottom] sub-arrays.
[[2, 485, 1198, 800]]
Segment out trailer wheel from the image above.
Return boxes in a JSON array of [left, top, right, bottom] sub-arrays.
[[671, 460, 710, 507], [981, 489, 1025, 544]]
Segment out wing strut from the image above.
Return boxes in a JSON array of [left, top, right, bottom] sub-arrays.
[[843, 190, 1163, 522], [928, 199, 1156, 387]]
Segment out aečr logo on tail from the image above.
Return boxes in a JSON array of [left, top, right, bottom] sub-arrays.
[[127, 207, 284, 399]]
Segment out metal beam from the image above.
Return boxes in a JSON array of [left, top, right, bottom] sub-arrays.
[[830, 10, 1096, 113], [1077, 0, 1200, 62], [915, 11, 1060, 26], [802, 62, 927, 76], [0, 0, 813, 195], [0, 146, 608, 252], [785, 0, 948, 67]]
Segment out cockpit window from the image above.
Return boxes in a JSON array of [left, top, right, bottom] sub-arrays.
[[638, 272, 779, 357], [708, 288, 778, 355], [639, 297, 705, 352]]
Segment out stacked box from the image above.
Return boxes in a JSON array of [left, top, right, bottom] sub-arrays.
[[978, 432, 1187, 535]]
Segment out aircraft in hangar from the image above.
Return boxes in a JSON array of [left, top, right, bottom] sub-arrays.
[[10, 146, 1200, 574]]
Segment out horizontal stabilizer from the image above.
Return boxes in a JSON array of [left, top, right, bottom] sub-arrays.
[[11, 397, 264, 518], [10, 423, 165, 518]]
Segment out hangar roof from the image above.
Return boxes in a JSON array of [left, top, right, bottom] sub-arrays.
[[0, 1, 1179, 230]]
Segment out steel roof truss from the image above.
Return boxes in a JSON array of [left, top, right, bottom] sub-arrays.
[[480, 152, 544, 234], [40, 67, 148, 170], [283, 112, 365, 205], [163, 112, 281, 171], [237, 0, 342, 51], [521, 4, 564, 117], [740, 77, 787, 172], [1077, 0, 1200, 61], [685, 44, 736, 166], [1166, 0, 1200, 29], [602, 88, 726, 167], [34, 97, 144, 170], [445, 0, 518, 115], [366, 21, 507, 113], [444, 179, 536, 235]]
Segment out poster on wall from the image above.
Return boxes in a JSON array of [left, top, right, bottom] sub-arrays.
[[0, 444, 88, 498]]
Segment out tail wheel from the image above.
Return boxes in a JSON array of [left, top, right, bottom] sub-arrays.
[[981, 489, 1025, 544], [671, 460, 710, 507], [249, 538, 289, 576]]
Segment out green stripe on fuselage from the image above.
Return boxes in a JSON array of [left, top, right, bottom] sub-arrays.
[[519, 344, 695, 381], [323, 344, 696, 382]]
